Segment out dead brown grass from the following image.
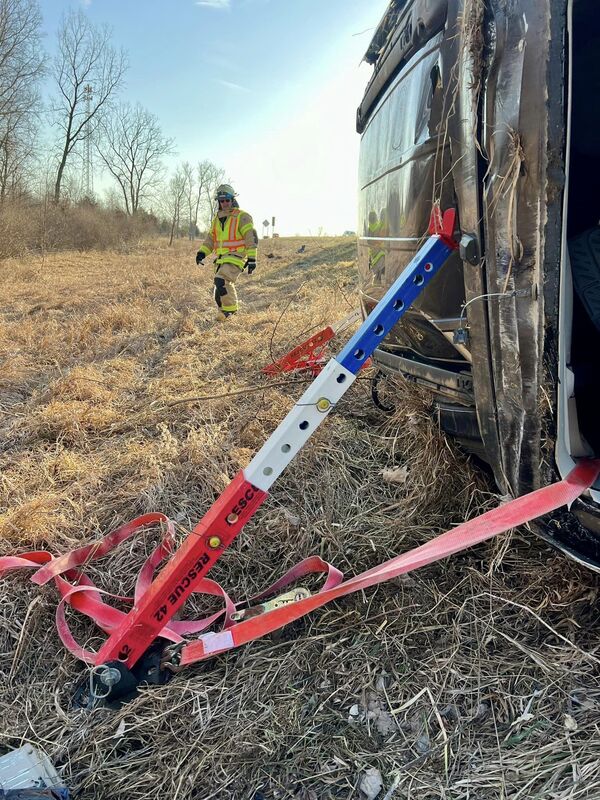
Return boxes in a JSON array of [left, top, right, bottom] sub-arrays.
[[0, 237, 599, 799]]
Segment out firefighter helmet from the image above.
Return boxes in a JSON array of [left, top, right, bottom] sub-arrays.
[[215, 184, 236, 200]]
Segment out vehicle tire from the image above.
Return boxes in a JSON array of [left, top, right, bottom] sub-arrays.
[[435, 401, 488, 461], [569, 226, 600, 332]]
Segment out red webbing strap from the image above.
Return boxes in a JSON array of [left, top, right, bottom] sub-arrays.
[[1, 461, 597, 667], [0, 475, 269, 666], [0, 513, 188, 663], [93, 472, 267, 667], [0, 508, 261, 663], [30, 512, 175, 590], [178, 459, 600, 665]]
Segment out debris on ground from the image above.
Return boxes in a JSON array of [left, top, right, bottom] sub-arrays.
[[0, 745, 67, 799], [359, 767, 383, 800]]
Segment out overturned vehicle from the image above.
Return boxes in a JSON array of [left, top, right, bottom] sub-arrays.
[[357, 0, 600, 568]]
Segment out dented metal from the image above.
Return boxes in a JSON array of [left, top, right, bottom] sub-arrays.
[[358, 0, 600, 567]]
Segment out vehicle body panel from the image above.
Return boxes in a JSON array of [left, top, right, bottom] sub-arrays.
[[357, 0, 600, 567]]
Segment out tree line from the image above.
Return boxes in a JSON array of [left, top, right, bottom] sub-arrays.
[[0, 0, 224, 242]]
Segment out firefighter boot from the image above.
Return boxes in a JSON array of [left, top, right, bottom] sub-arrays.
[[214, 265, 240, 318]]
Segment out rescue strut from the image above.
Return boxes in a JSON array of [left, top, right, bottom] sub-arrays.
[[91, 209, 461, 672], [2, 209, 598, 706]]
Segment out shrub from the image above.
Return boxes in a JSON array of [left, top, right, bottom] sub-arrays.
[[0, 199, 161, 258]]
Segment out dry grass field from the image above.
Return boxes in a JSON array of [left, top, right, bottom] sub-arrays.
[[1, 237, 599, 799]]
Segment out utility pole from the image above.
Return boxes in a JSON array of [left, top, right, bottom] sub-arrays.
[[83, 84, 93, 198]]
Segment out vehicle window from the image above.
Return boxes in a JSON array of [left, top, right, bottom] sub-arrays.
[[359, 33, 444, 189]]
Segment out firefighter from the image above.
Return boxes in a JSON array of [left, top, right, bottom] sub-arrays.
[[195, 184, 258, 320]]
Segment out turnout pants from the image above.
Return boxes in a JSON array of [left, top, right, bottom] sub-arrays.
[[214, 262, 243, 314]]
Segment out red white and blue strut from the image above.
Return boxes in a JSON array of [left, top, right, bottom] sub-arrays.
[[4, 209, 598, 690], [89, 213, 460, 669]]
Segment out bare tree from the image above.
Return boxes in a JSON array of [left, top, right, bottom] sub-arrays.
[[0, 0, 45, 200], [195, 159, 225, 231], [102, 185, 125, 212], [178, 159, 226, 239], [0, 0, 45, 120], [164, 167, 187, 246], [96, 102, 174, 215], [51, 9, 127, 203], [196, 160, 225, 226], [181, 160, 195, 238], [0, 107, 37, 199]]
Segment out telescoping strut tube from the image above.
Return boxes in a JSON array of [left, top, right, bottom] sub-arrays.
[[92, 211, 460, 673]]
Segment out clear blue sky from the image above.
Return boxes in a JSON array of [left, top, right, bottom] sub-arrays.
[[40, 0, 390, 234]]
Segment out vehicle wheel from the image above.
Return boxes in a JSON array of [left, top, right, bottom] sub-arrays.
[[569, 226, 600, 332], [435, 401, 488, 461]]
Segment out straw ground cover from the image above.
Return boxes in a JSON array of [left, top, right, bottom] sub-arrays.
[[1, 238, 599, 799]]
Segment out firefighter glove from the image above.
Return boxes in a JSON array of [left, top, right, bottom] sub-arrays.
[[246, 257, 256, 275], [196, 251, 205, 265]]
